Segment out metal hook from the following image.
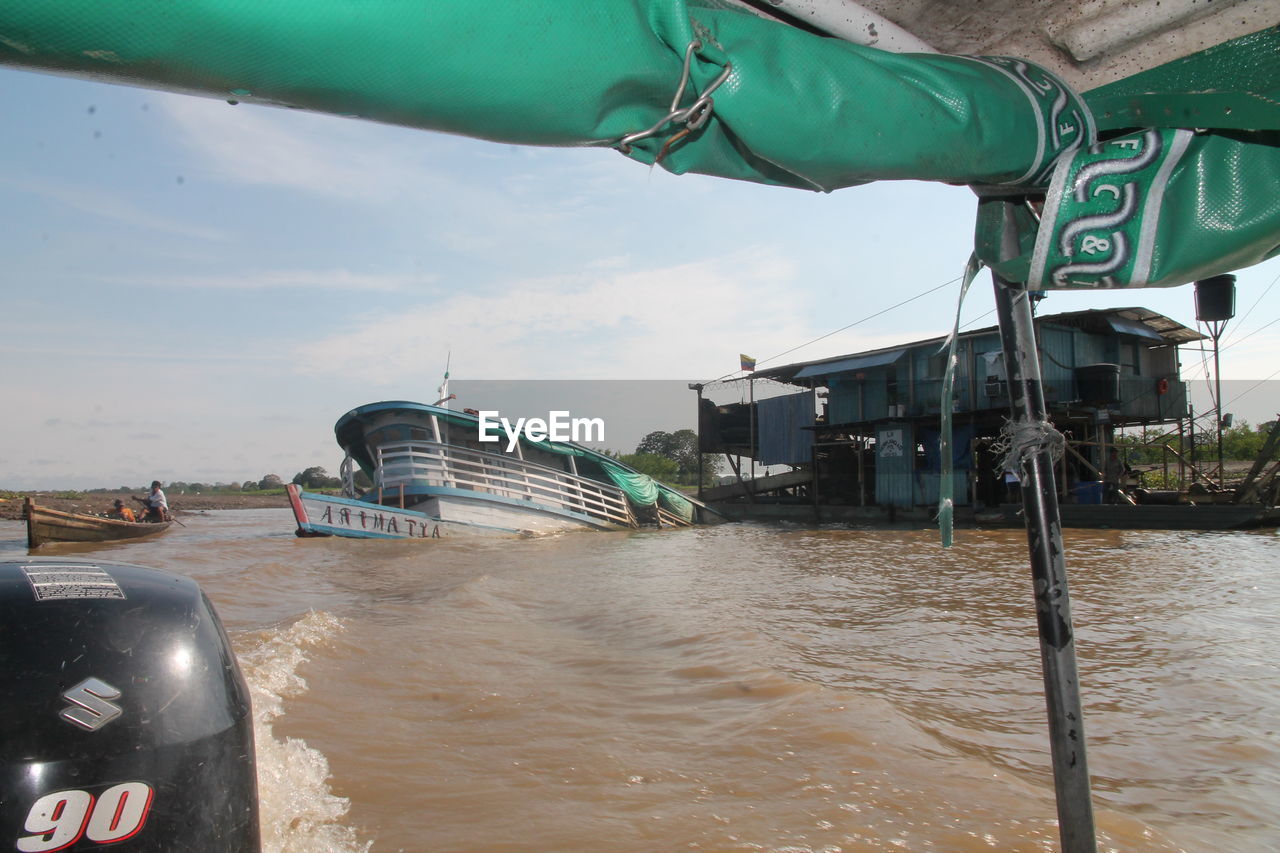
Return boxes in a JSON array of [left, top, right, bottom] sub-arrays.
[[617, 40, 732, 155]]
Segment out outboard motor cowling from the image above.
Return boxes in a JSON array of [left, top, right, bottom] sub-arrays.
[[0, 558, 259, 852]]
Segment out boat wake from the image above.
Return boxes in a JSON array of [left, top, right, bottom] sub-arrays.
[[234, 610, 371, 853]]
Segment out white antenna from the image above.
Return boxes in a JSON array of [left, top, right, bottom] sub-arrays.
[[434, 349, 455, 408]]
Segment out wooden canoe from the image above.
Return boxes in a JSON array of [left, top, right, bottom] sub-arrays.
[[24, 498, 173, 548]]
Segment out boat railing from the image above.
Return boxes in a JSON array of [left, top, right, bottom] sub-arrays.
[[374, 441, 636, 527]]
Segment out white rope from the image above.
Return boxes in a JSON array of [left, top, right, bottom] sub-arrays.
[[992, 416, 1065, 479]]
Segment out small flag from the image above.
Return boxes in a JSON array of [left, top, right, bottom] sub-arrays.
[[740, 354, 756, 372]]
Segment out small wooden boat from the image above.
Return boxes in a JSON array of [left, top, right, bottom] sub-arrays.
[[24, 498, 173, 548]]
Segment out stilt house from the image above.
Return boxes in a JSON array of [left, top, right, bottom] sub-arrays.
[[698, 307, 1203, 510]]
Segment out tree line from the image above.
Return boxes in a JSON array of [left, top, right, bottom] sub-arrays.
[[66, 434, 714, 498], [75, 467, 351, 496], [615, 429, 720, 487], [76, 421, 1275, 496], [1117, 419, 1278, 464]]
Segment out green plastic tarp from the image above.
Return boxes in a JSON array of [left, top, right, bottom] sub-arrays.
[[975, 128, 1280, 289], [0, 0, 1091, 191], [1028, 129, 1280, 289], [658, 487, 695, 523], [0, 1, 1274, 287], [599, 460, 660, 507]]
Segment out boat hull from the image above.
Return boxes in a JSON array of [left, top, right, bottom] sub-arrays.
[[25, 501, 173, 548], [286, 485, 612, 539]]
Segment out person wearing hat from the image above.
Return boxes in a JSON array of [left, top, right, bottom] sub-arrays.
[[107, 498, 137, 522]]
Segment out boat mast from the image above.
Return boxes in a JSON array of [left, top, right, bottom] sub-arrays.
[[435, 350, 453, 408]]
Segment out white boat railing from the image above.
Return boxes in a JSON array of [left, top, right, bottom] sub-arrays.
[[374, 441, 636, 528]]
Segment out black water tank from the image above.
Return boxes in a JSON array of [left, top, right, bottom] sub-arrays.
[[1075, 363, 1121, 405], [0, 558, 259, 851], [1194, 274, 1236, 322]]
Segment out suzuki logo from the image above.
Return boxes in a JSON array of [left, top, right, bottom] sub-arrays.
[[60, 677, 123, 731]]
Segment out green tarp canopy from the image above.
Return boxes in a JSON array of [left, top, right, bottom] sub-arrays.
[[0, 0, 1089, 191], [2, 1, 1274, 288], [2, 1, 1275, 289]]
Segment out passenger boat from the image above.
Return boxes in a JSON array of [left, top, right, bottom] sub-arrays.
[[24, 498, 173, 548], [287, 401, 721, 539]]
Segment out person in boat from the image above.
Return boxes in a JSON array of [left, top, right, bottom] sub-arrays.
[[107, 498, 137, 522], [1103, 448, 1130, 503], [134, 480, 170, 522]]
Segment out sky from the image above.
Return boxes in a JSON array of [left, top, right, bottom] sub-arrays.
[[2, 67, 1277, 490]]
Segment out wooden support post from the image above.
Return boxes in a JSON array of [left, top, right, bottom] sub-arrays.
[[726, 453, 753, 502], [24, 497, 36, 549]]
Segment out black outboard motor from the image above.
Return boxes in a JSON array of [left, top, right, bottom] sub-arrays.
[[0, 558, 259, 852]]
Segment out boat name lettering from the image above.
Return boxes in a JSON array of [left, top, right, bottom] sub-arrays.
[[476, 410, 605, 452]]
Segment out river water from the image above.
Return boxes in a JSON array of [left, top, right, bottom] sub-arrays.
[[2, 510, 1276, 852]]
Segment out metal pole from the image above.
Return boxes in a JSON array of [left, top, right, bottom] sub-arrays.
[[749, 375, 756, 482], [987, 198, 1096, 852], [993, 278, 1097, 853], [1213, 328, 1224, 487], [1189, 403, 1197, 482], [694, 383, 705, 500]]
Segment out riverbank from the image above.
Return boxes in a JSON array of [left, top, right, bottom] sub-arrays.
[[0, 490, 291, 520]]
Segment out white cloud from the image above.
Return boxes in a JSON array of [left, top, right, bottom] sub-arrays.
[[160, 94, 411, 203], [154, 92, 663, 256], [93, 267, 428, 292], [158, 93, 559, 208], [291, 247, 824, 381], [0, 173, 228, 242]]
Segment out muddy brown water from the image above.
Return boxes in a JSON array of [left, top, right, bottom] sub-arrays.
[[3, 511, 1276, 852]]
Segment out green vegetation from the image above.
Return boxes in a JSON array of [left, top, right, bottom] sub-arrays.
[[1117, 419, 1278, 465], [630, 429, 721, 487], [618, 452, 679, 483], [292, 466, 343, 489], [9, 469, 345, 496]]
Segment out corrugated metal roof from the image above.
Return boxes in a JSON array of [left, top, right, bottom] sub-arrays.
[[1107, 316, 1167, 342], [749, 307, 1203, 386], [1048, 307, 1206, 344], [794, 348, 905, 378]]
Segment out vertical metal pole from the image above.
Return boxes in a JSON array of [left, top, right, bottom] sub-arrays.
[[993, 277, 1097, 853], [1213, 329, 1224, 487], [1189, 403, 1197, 482], [986, 195, 1095, 852], [694, 384, 705, 500]]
